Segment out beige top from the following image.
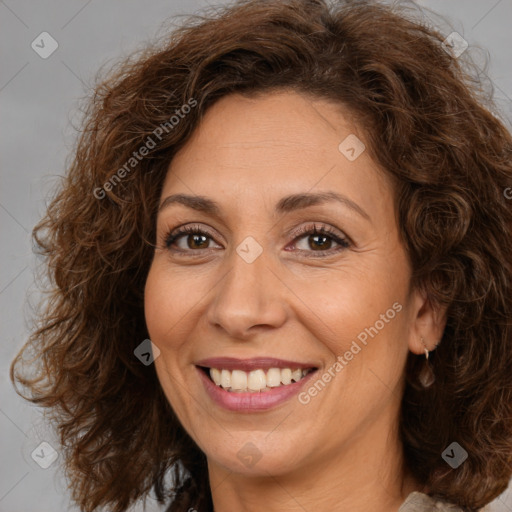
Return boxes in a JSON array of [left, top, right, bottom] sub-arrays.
[[400, 492, 491, 511], [399, 492, 463, 511]]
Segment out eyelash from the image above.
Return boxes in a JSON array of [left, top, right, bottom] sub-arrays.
[[162, 223, 351, 257]]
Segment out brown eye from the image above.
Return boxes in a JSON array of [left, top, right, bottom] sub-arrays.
[[164, 225, 221, 252], [307, 233, 333, 251], [185, 233, 210, 249], [292, 224, 350, 255]]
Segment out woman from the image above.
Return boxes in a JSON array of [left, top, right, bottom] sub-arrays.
[[10, 1, 512, 511]]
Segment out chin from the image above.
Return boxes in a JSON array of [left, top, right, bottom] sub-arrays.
[[204, 435, 306, 477]]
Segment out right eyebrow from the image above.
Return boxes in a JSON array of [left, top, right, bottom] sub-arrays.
[[159, 194, 221, 215], [158, 191, 371, 222]]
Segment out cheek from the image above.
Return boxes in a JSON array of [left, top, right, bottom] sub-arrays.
[[293, 266, 404, 338], [144, 261, 190, 337], [144, 264, 198, 421], [291, 258, 410, 380], [144, 262, 185, 348], [144, 265, 166, 340]]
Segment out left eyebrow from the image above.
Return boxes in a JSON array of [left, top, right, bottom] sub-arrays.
[[158, 191, 370, 221], [275, 191, 370, 221]]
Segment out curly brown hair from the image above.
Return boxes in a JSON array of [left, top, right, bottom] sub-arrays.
[[10, 0, 512, 511]]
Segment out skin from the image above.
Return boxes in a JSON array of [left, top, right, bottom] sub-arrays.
[[144, 90, 447, 512]]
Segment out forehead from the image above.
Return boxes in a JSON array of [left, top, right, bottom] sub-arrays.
[[161, 91, 393, 221]]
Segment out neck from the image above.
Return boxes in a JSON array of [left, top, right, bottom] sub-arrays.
[[208, 405, 424, 512]]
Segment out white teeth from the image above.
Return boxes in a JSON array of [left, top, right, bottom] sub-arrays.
[[230, 369, 247, 391], [291, 369, 302, 382], [207, 367, 313, 392], [266, 368, 281, 387], [248, 369, 266, 391], [281, 368, 292, 385], [220, 369, 231, 389], [210, 368, 221, 386]]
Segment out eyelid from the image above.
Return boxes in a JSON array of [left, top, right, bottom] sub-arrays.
[[285, 222, 349, 244], [162, 223, 219, 249]]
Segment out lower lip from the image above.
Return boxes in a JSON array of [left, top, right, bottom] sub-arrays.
[[197, 367, 317, 412]]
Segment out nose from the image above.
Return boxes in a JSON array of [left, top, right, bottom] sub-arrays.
[[206, 248, 288, 340]]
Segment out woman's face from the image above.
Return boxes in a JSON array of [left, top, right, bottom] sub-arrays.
[[145, 91, 439, 480]]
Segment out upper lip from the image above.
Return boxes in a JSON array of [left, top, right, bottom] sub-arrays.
[[195, 357, 318, 372]]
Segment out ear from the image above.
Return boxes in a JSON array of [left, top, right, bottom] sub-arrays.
[[407, 287, 447, 356]]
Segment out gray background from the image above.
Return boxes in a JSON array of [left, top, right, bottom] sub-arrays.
[[1, 0, 511, 511]]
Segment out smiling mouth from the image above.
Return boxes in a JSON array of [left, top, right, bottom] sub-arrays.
[[198, 366, 317, 393]]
